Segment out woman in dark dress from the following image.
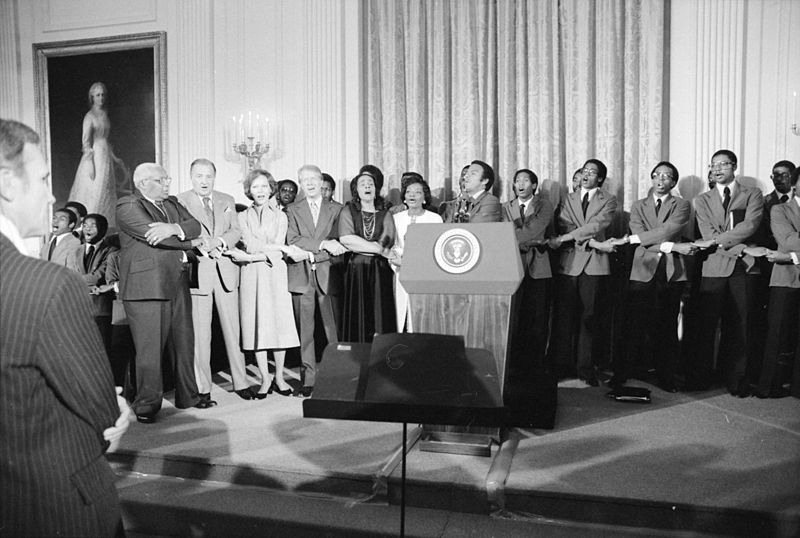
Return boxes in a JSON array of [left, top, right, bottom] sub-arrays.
[[339, 170, 396, 342]]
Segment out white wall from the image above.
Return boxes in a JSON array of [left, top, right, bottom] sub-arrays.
[[670, 0, 800, 199], [0, 0, 363, 204]]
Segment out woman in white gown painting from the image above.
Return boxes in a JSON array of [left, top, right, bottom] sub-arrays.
[[68, 82, 129, 228]]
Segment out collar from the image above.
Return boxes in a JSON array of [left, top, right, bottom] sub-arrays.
[[470, 190, 486, 201], [196, 192, 213, 202], [306, 196, 322, 207], [653, 193, 670, 204], [142, 193, 165, 206], [517, 195, 533, 207], [0, 214, 31, 256], [715, 181, 736, 198], [52, 233, 70, 246], [581, 187, 598, 199], [795, 196, 800, 208]]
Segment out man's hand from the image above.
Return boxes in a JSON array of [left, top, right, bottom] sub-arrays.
[[548, 236, 564, 250], [284, 244, 311, 262], [742, 246, 767, 258], [222, 248, 252, 263], [146, 222, 181, 245], [608, 237, 628, 248], [692, 239, 716, 250], [592, 239, 617, 253], [765, 250, 793, 264], [321, 239, 348, 256], [671, 243, 697, 256], [103, 387, 132, 452]]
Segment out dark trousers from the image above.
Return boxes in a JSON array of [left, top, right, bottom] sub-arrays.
[[510, 275, 551, 377], [550, 273, 605, 380], [292, 279, 338, 388], [124, 273, 198, 415], [617, 266, 684, 386], [758, 286, 800, 396], [689, 272, 759, 391]]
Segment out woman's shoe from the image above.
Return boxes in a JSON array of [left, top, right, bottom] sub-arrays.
[[254, 390, 268, 400], [269, 379, 293, 396]]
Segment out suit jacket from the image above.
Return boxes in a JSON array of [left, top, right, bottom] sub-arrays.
[[177, 190, 242, 294], [467, 190, 502, 223], [286, 198, 344, 295], [556, 188, 618, 276], [65, 239, 116, 316], [1, 233, 120, 536], [39, 232, 81, 266], [628, 195, 691, 283], [769, 201, 800, 288], [115, 191, 201, 301], [694, 181, 763, 277], [502, 195, 553, 279]]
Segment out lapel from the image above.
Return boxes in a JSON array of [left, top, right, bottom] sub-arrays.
[[584, 189, 604, 221], [787, 200, 800, 228], [469, 191, 487, 215], [567, 191, 584, 223], [188, 192, 213, 235], [295, 199, 316, 236], [137, 191, 168, 223]]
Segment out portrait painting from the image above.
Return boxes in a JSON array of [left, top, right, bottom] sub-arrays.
[[34, 32, 167, 228]]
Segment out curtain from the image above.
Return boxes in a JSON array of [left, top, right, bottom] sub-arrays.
[[365, 0, 667, 213]]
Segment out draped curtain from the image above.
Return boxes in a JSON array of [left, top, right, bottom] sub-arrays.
[[365, 0, 667, 212]]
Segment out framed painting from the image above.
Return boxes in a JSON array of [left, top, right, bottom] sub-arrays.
[[33, 31, 166, 225]]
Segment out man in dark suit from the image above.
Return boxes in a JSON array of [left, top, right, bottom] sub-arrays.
[[286, 164, 347, 398], [1, 119, 129, 536], [177, 158, 252, 403], [117, 162, 207, 422], [445, 160, 502, 223], [607, 161, 695, 392], [690, 149, 765, 396], [548, 158, 618, 385]]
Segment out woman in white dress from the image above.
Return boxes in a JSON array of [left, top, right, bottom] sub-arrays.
[[68, 82, 129, 228], [225, 169, 299, 398], [389, 173, 443, 332]]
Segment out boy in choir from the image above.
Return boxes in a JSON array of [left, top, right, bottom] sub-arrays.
[[40, 206, 81, 265], [177, 158, 253, 405], [502, 168, 554, 393], [547, 159, 617, 385], [688, 149, 765, 396], [606, 162, 695, 392], [65, 200, 87, 241], [321, 173, 343, 207], [286, 164, 347, 398]]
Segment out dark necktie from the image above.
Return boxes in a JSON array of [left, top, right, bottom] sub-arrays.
[[779, 194, 789, 203], [47, 237, 57, 261], [722, 186, 731, 213], [655, 198, 661, 217], [581, 192, 589, 217], [155, 200, 172, 223], [84, 245, 94, 271], [519, 203, 526, 223], [202, 196, 214, 229]]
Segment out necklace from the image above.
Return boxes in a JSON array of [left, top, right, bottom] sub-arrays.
[[362, 211, 376, 240]]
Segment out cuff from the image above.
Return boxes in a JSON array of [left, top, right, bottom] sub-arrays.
[[176, 225, 186, 241], [791, 252, 799, 265], [113, 282, 119, 293], [660, 242, 674, 254], [628, 235, 641, 244], [218, 237, 228, 250]]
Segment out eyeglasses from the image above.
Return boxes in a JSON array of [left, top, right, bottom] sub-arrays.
[[770, 172, 790, 180], [707, 161, 734, 171], [651, 172, 675, 180], [148, 176, 172, 185], [581, 169, 599, 177]]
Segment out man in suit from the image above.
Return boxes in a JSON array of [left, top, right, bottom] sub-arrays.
[[548, 159, 618, 385], [607, 161, 695, 392], [286, 164, 347, 398], [1, 119, 129, 536], [39, 206, 81, 265], [177, 158, 252, 404], [690, 149, 765, 396], [445, 160, 502, 223], [117, 162, 208, 422], [758, 166, 800, 398]]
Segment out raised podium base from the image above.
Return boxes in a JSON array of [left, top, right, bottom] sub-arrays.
[[419, 430, 495, 457]]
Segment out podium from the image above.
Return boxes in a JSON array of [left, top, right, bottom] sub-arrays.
[[399, 223, 523, 453]]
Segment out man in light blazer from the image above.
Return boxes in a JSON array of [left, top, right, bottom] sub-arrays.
[[548, 158, 618, 385], [757, 167, 800, 398], [40, 206, 81, 265], [177, 158, 253, 404], [607, 161, 695, 392], [117, 162, 207, 422], [445, 160, 502, 223], [689, 149, 765, 396], [1, 119, 129, 536], [286, 164, 347, 398]]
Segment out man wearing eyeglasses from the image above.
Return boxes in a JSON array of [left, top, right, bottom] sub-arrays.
[[116, 163, 209, 423], [547, 159, 617, 386], [689, 149, 765, 396]]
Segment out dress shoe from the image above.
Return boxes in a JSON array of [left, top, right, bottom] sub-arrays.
[[234, 388, 255, 400], [294, 385, 314, 398], [268, 379, 293, 396], [580, 377, 599, 387], [199, 393, 218, 407], [136, 413, 156, 424], [729, 379, 751, 398]]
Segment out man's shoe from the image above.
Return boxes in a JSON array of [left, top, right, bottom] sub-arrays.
[[136, 413, 156, 424], [199, 393, 218, 407], [580, 377, 599, 387], [234, 388, 255, 400], [294, 386, 313, 398]]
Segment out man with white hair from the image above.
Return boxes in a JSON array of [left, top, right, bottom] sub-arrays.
[[116, 162, 208, 423]]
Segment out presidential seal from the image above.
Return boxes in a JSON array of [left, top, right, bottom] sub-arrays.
[[434, 228, 481, 274]]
